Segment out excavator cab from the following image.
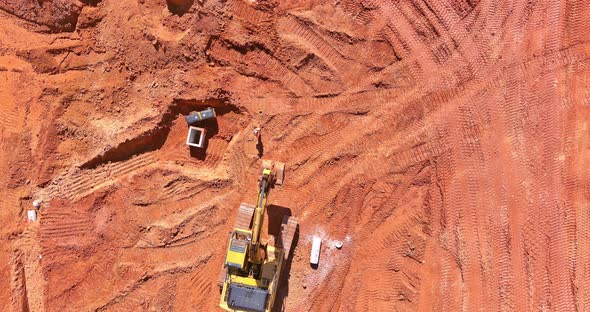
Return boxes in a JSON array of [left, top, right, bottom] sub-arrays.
[[225, 229, 251, 271]]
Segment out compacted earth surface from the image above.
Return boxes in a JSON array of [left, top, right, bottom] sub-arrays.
[[1, 0, 589, 311]]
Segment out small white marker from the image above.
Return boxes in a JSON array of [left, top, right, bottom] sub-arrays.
[[27, 210, 37, 222], [310, 236, 321, 265]]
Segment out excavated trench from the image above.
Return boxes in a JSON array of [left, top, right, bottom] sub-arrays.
[[79, 98, 242, 170]]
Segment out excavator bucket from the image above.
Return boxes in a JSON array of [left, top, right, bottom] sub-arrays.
[[261, 160, 285, 186]]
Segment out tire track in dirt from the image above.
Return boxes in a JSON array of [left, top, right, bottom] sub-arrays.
[[426, 152, 463, 311], [305, 14, 416, 95], [209, 40, 315, 96], [330, 169, 425, 310], [486, 82, 523, 311], [561, 92, 585, 311], [464, 94, 514, 310], [199, 139, 229, 169], [439, 102, 487, 309], [417, 167, 442, 310], [277, 16, 351, 75], [365, 0, 439, 85], [9, 251, 29, 312], [566, 60, 590, 310], [188, 259, 215, 307], [94, 256, 211, 312], [37, 199, 95, 271], [426, 31, 590, 310], [40, 212, 92, 241], [161, 180, 207, 203], [564, 0, 590, 46], [0, 72, 21, 134], [480, 15, 575, 310], [540, 3, 577, 309], [165, 138, 229, 170], [338, 0, 373, 25], [541, 73, 576, 312], [41, 153, 158, 201], [498, 39, 588, 310], [223, 131, 252, 191], [558, 7, 585, 283], [277, 14, 415, 94], [426, 126, 464, 311], [457, 102, 491, 308], [422, 0, 492, 77], [10, 226, 45, 312], [226, 0, 272, 25], [345, 186, 426, 310], [512, 65, 553, 311], [447, 0, 479, 19]]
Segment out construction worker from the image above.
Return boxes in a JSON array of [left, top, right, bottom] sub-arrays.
[[254, 127, 263, 158], [253, 127, 261, 139]]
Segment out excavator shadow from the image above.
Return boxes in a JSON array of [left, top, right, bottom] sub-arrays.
[[266, 205, 291, 236], [267, 205, 299, 312], [189, 118, 219, 160], [273, 226, 299, 312]]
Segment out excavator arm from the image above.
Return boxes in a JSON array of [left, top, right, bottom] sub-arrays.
[[249, 168, 272, 263]]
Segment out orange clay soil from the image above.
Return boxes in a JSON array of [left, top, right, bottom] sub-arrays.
[[1, 0, 590, 311]]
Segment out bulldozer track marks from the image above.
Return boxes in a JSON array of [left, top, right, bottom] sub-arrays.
[[346, 185, 425, 310], [40, 204, 93, 243], [9, 230, 46, 312], [366, 0, 440, 76], [40, 221, 91, 239], [0, 104, 19, 131], [10, 252, 29, 312], [448, 0, 479, 18], [42, 153, 158, 201], [209, 41, 315, 96], [190, 262, 214, 303], [279, 17, 350, 74], [338, 0, 373, 25], [168, 139, 228, 170], [226, 0, 272, 25], [0, 72, 21, 133], [202, 139, 228, 169], [162, 180, 206, 202], [420, 0, 491, 75]]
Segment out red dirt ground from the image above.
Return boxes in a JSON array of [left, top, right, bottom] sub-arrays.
[[1, 0, 590, 311]]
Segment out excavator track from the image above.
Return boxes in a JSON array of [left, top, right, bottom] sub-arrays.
[[277, 215, 298, 263], [218, 203, 255, 288], [233, 203, 256, 229]]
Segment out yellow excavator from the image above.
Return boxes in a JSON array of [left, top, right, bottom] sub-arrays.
[[219, 160, 298, 312]]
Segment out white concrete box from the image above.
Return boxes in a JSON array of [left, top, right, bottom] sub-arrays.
[[186, 126, 206, 148]]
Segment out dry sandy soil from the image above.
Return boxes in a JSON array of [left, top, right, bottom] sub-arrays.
[[1, 0, 590, 311]]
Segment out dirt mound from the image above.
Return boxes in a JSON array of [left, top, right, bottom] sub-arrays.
[[1, 0, 589, 311]]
